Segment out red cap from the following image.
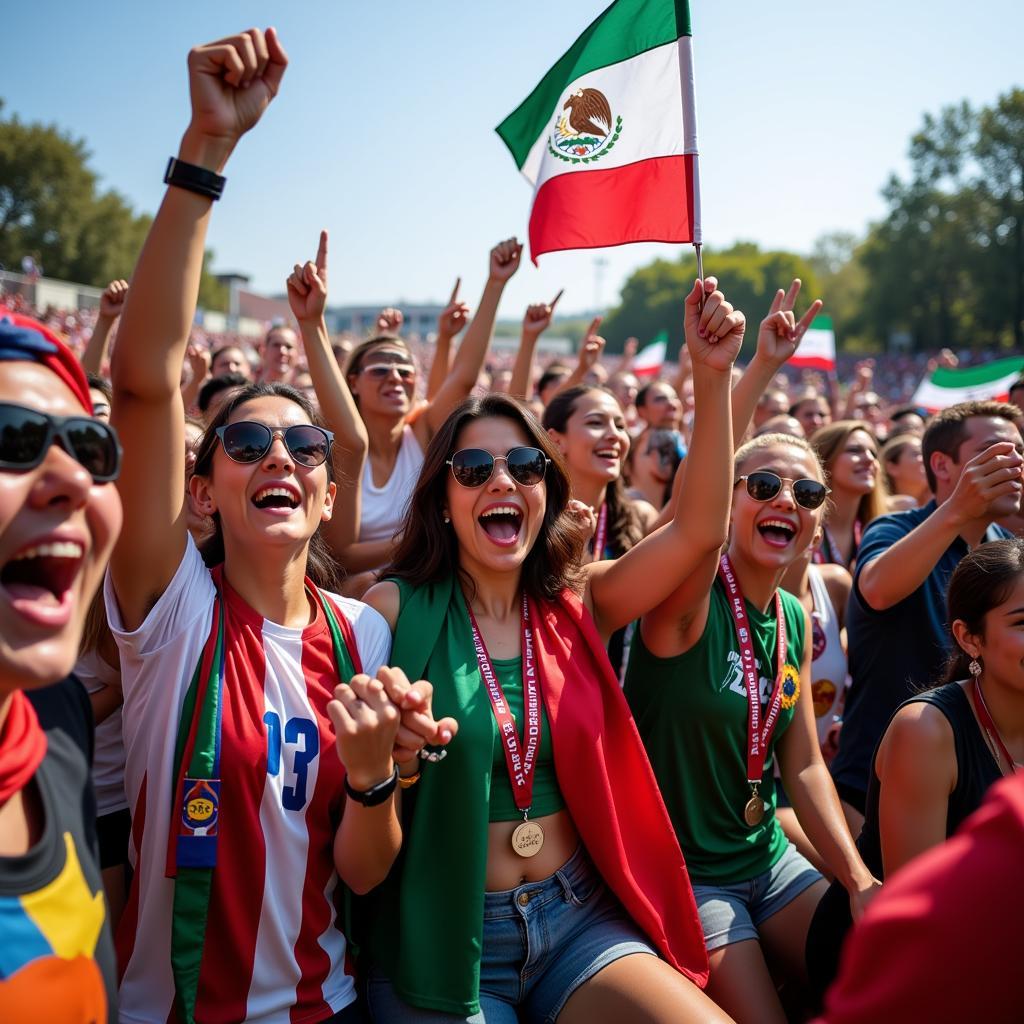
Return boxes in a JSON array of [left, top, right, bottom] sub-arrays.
[[0, 313, 93, 414]]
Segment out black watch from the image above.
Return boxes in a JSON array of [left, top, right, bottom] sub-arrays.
[[164, 157, 226, 201], [344, 765, 399, 806]]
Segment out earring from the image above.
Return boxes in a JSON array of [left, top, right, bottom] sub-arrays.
[[443, 514, 450, 524], [969, 658, 982, 678]]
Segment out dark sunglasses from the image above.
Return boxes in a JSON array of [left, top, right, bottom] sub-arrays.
[[215, 421, 334, 468], [446, 447, 550, 488], [0, 402, 121, 482], [736, 471, 830, 510]]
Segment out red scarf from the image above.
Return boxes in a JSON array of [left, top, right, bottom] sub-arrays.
[[0, 691, 48, 805]]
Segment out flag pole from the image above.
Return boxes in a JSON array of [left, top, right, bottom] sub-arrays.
[[694, 242, 705, 313]]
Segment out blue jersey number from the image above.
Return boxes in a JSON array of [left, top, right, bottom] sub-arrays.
[[263, 712, 320, 811]]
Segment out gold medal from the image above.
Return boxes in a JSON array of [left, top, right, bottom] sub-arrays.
[[511, 819, 545, 857], [743, 793, 765, 828]]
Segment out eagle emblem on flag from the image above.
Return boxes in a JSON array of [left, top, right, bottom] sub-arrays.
[[550, 87, 623, 164]]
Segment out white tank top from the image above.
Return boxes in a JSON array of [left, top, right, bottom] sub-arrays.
[[359, 424, 425, 546], [808, 565, 847, 745]]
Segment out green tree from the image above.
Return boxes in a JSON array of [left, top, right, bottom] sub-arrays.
[[601, 242, 818, 357], [0, 101, 227, 309]]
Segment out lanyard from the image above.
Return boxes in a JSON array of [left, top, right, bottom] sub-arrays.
[[717, 554, 787, 789], [593, 502, 608, 561], [970, 677, 1020, 775], [818, 520, 863, 568], [468, 593, 540, 816]]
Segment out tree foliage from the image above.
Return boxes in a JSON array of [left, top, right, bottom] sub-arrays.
[[0, 101, 226, 310], [601, 242, 818, 357]]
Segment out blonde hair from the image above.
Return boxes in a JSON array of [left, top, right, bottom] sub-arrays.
[[735, 432, 825, 481]]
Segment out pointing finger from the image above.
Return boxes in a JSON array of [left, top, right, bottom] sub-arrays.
[[550, 288, 564, 310], [316, 230, 328, 274], [449, 277, 461, 304]]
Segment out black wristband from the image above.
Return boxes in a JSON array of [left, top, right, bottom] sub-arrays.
[[344, 765, 399, 807], [164, 157, 226, 201]]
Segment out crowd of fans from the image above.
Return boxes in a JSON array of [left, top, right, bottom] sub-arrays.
[[2, 25, 1023, 1024]]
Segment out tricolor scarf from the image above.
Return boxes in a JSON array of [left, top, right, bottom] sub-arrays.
[[0, 691, 47, 805], [164, 566, 362, 1024], [359, 574, 708, 1016]]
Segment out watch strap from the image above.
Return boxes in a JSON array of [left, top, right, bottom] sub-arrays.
[[344, 764, 399, 806], [164, 157, 226, 201]]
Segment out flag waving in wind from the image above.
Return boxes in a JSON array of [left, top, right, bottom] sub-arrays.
[[497, 0, 699, 264]]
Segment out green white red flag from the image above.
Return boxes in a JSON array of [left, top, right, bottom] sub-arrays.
[[913, 356, 1024, 412], [789, 315, 836, 373], [633, 331, 668, 378], [496, 0, 699, 263]]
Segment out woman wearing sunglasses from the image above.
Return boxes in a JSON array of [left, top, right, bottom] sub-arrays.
[[625, 427, 877, 1024], [358, 278, 743, 1023], [0, 313, 123, 1020], [338, 241, 521, 585], [104, 30, 452, 1023]]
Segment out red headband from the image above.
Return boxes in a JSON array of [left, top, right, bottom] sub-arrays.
[[0, 313, 94, 414]]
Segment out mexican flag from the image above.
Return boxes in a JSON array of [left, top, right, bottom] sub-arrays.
[[790, 315, 836, 372], [633, 331, 668, 378], [913, 356, 1024, 413], [496, 0, 699, 263]]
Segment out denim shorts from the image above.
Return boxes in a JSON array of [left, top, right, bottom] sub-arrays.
[[365, 846, 656, 1023], [691, 842, 822, 952]]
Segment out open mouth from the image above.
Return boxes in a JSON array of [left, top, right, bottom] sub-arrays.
[[595, 447, 620, 463], [478, 504, 524, 546], [1, 540, 84, 621], [757, 518, 797, 549], [252, 485, 301, 511]]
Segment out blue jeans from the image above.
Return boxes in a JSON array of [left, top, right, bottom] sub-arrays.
[[366, 846, 656, 1023]]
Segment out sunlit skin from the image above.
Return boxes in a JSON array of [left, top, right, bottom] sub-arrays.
[[793, 396, 831, 436], [347, 344, 417, 421], [211, 345, 250, 378], [259, 327, 298, 382], [638, 381, 683, 431], [547, 391, 631, 511], [829, 429, 879, 497], [938, 416, 1024, 520], [189, 395, 335, 562], [0, 362, 122, 696], [885, 435, 929, 502], [88, 387, 111, 423]]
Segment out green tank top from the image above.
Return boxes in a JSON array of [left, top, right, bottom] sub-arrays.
[[487, 656, 565, 821], [624, 578, 806, 885]]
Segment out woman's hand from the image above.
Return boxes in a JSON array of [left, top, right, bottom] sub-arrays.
[[185, 28, 289, 160], [488, 237, 523, 284], [287, 230, 328, 325], [438, 280, 470, 339], [756, 279, 823, 369], [576, 317, 606, 373], [98, 279, 130, 321], [327, 672, 401, 791], [375, 666, 458, 765], [683, 277, 745, 374], [564, 498, 599, 558], [847, 872, 882, 923]]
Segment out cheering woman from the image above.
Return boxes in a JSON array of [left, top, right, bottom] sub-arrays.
[[807, 538, 1023, 999], [360, 279, 744, 1022], [624, 424, 877, 1024], [105, 30, 450, 1023]]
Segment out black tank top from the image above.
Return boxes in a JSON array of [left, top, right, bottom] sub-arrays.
[[857, 681, 1003, 877]]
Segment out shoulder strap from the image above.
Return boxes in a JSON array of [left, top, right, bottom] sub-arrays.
[[389, 576, 453, 682]]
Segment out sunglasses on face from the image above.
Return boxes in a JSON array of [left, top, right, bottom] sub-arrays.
[[735, 471, 830, 510], [215, 421, 334, 468], [446, 447, 550, 488], [0, 402, 121, 482], [361, 363, 416, 382]]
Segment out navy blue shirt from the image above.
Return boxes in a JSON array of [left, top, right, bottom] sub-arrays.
[[831, 501, 1010, 803]]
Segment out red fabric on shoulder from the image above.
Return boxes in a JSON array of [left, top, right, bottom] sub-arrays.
[[0, 690, 48, 805], [531, 589, 709, 987]]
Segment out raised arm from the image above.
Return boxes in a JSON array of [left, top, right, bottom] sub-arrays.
[[425, 279, 467, 402], [730, 279, 822, 444], [81, 279, 129, 375], [585, 279, 742, 637], [110, 28, 288, 630], [552, 316, 605, 398], [510, 293, 559, 400], [858, 441, 1022, 610], [421, 238, 521, 438], [286, 230, 368, 554]]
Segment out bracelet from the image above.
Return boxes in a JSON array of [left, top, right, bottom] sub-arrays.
[[417, 745, 447, 764], [398, 770, 422, 789], [164, 157, 226, 201], [344, 765, 399, 806]]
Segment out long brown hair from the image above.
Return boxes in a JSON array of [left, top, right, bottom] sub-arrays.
[[386, 394, 583, 600], [542, 385, 645, 557], [191, 382, 342, 592], [810, 420, 888, 526]]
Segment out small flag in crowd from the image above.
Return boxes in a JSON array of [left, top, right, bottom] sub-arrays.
[[632, 331, 668, 378], [496, 0, 700, 263], [789, 314, 836, 373], [913, 356, 1024, 412]]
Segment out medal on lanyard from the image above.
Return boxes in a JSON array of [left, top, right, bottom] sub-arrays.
[[592, 502, 608, 562], [717, 555, 791, 828], [469, 594, 545, 857]]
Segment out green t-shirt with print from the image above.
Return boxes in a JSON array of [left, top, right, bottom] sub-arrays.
[[624, 577, 806, 885]]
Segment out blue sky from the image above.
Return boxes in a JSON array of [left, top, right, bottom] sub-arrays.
[[5, 1, 1021, 318]]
